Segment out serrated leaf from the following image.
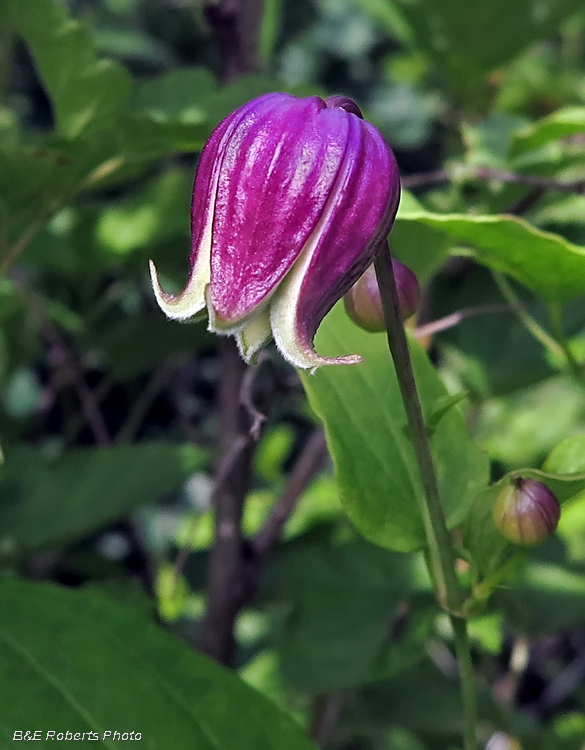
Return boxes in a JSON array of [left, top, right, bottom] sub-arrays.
[[300, 303, 489, 553], [0, 443, 207, 558], [0, 580, 317, 750]]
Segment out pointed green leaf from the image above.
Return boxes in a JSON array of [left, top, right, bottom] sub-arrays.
[[300, 304, 489, 553], [0, 580, 316, 750], [274, 535, 432, 692], [390, 191, 452, 283]]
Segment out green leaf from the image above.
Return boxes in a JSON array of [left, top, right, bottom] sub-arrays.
[[127, 67, 218, 154], [0, 580, 317, 749], [10, 0, 131, 140], [0, 443, 207, 558], [425, 392, 468, 435], [273, 534, 432, 692], [497, 559, 585, 634], [300, 304, 489, 553], [96, 168, 192, 257], [345, 0, 414, 46], [97, 312, 212, 380], [475, 377, 585, 468], [361, 660, 465, 736], [396, 207, 585, 305], [462, 113, 528, 168], [543, 433, 585, 476], [510, 107, 585, 159], [530, 194, 585, 228], [386, 0, 582, 110], [390, 191, 451, 283], [558, 491, 585, 564], [431, 265, 557, 396]]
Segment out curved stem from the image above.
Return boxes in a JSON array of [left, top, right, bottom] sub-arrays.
[[492, 272, 564, 360], [0, 213, 47, 278], [413, 304, 513, 339], [374, 245, 462, 613], [374, 243, 477, 750], [548, 302, 584, 383]]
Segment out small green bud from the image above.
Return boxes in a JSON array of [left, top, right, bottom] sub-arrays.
[[492, 478, 560, 547], [344, 259, 420, 332]]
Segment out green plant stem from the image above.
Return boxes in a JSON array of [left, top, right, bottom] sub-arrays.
[[374, 245, 462, 613], [451, 615, 478, 750], [374, 243, 476, 750], [471, 551, 527, 607], [492, 271, 565, 360], [549, 302, 584, 383]]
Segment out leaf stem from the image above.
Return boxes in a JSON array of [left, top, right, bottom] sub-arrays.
[[374, 242, 476, 750], [548, 302, 584, 383], [0, 213, 48, 279], [492, 271, 565, 360]]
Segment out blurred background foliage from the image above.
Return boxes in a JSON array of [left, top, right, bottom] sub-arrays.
[[1, 0, 585, 748]]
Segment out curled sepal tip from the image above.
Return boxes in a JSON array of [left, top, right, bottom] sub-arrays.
[[149, 260, 208, 322]]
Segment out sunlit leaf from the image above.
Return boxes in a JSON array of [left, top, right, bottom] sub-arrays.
[[301, 303, 489, 552], [396, 207, 585, 304]]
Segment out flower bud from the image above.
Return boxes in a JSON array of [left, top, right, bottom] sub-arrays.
[[492, 478, 560, 547], [344, 259, 420, 332], [149, 93, 401, 370]]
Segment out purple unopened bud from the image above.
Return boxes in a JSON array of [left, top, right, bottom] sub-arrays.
[[344, 259, 420, 332], [492, 478, 560, 547], [149, 93, 400, 369]]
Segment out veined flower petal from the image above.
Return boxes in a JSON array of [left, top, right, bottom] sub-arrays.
[[150, 92, 401, 370], [209, 94, 350, 328], [149, 100, 262, 321], [271, 108, 400, 369]]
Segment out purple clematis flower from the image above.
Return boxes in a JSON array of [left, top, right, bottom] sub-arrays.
[[149, 92, 400, 369]]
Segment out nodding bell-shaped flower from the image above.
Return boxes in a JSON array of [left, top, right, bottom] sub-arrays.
[[149, 93, 400, 369]]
